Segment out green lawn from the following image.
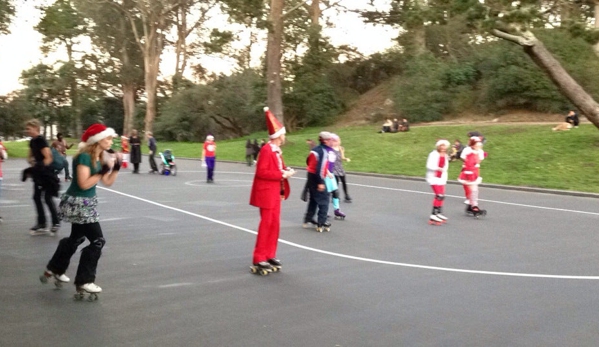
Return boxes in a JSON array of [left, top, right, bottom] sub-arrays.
[[5, 123, 599, 193]]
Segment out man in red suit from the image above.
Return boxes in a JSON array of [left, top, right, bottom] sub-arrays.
[[249, 107, 296, 274]]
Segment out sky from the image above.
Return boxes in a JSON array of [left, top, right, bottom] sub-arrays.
[[0, 0, 398, 96]]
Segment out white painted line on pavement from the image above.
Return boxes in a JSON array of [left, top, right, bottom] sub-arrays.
[[99, 186, 599, 280]]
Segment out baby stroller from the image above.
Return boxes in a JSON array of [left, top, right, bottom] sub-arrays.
[[159, 149, 177, 176]]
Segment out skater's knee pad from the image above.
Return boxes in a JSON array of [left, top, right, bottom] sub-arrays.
[[91, 237, 106, 250], [435, 194, 445, 201], [332, 190, 339, 199]]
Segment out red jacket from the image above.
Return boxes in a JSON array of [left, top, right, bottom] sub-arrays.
[[250, 143, 290, 209]]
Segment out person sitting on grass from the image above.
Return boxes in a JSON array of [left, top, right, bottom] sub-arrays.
[[399, 118, 410, 132], [565, 110, 580, 128], [449, 139, 464, 162], [379, 119, 393, 133]]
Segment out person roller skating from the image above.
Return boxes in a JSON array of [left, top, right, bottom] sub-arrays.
[[249, 108, 295, 276], [303, 132, 333, 232], [326, 134, 346, 220], [426, 139, 450, 225], [330, 134, 352, 203], [39, 124, 121, 300], [458, 136, 487, 219]]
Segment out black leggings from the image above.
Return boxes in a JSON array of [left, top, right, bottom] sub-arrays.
[[47, 222, 105, 286], [335, 175, 349, 199]]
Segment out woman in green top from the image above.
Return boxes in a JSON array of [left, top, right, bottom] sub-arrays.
[[40, 124, 121, 297]]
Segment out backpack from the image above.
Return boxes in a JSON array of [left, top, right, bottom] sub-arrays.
[[50, 147, 66, 173]]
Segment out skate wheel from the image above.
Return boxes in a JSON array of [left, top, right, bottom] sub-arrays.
[[259, 269, 269, 276], [54, 281, 63, 289], [250, 266, 258, 274], [74, 293, 85, 301], [271, 266, 280, 273], [40, 275, 48, 284], [88, 294, 99, 301]]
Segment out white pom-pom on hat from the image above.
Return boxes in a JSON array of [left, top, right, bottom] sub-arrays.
[[435, 139, 450, 147]]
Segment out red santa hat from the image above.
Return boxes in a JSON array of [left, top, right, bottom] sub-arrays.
[[79, 124, 117, 149], [468, 136, 483, 147], [264, 107, 286, 139]]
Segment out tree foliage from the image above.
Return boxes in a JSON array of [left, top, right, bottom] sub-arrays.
[[0, 0, 15, 35]]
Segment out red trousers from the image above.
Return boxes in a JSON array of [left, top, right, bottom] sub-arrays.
[[431, 185, 445, 207], [252, 203, 281, 264]]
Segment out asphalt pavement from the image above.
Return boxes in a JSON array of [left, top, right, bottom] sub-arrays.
[[1, 157, 598, 347]]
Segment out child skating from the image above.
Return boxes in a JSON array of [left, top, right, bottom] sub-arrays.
[[426, 139, 450, 225], [39, 124, 121, 300], [458, 136, 487, 218]]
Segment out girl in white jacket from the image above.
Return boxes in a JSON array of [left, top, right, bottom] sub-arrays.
[[426, 140, 450, 225]]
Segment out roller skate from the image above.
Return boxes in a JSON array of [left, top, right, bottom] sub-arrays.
[[432, 207, 448, 223], [250, 261, 274, 276], [429, 214, 444, 226], [267, 258, 282, 273], [302, 220, 318, 229], [334, 209, 346, 220], [465, 204, 474, 216], [29, 224, 48, 236], [344, 196, 352, 203], [74, 283, 101, 301], [471, 206, 487, 219], [40, 270, 70, 289], [316, 222, 331, 233]]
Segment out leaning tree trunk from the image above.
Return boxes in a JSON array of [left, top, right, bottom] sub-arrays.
[[492, 29, 599, 129], [593, 0, 599, 58], [266, 0, 284, 123]]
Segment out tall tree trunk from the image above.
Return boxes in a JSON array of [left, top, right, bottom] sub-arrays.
[[266, 0, 284, 123], [309, 0, 320, 25], [493, 29, 599, 129], [66, 44, 81, 138], [122, 82, 136, 135], [144, 49, 160, 138]]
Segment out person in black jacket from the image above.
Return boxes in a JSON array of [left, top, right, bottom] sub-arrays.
[[565, 110, 580, 127], [129, 129, 142, 173], [25, 119, 61, 235]]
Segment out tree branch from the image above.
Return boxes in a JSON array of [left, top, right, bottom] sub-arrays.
[[491, 29, 535, 47]]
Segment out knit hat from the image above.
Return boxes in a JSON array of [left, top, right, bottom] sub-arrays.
[[264, 107, 286, 139], [79, 124, 116, 149], [435, 139, 450, 148], [318, 131, 332, 141]]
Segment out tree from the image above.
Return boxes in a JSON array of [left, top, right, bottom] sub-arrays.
[[370, 0, 599, 129], [123, 0, 181, 138], [20, 64, 69, 138], [36, 0, 88, 137], [478, 1, 599, 129], [74, 0, 144, 137], [0, 0, 15, 35]]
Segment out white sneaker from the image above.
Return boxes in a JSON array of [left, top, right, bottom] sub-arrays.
[[79, 283, 102, 293]]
